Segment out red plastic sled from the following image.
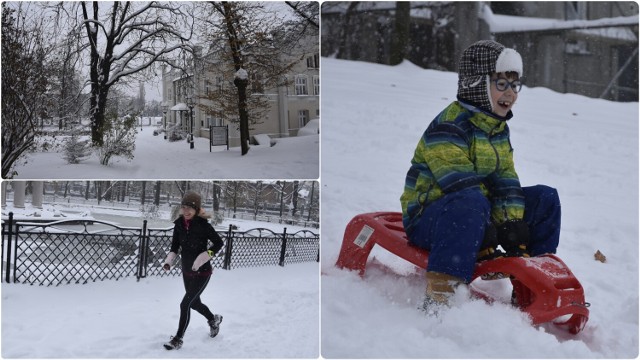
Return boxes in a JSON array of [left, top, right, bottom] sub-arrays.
[[336, 212, 589, 334]]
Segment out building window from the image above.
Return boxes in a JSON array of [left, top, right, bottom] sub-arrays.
[[298, 109, 309, 128], [251, 73, 264, 94], [215, 118, 222, 126], [313, 76, 319, 96], [205, 79, 211, 96], [566, 2, 587, 20], [207, 117, 224, 127], [295, 75, 308, 95], [306, 54, 319, 68], [216, 75, 224, 92], [565, 40, 590, 55]]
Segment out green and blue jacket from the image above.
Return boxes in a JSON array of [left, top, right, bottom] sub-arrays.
[[400, 101, 525, 235]]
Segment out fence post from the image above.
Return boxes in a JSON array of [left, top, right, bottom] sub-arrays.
[[223, 225, 233, 270], [4, 212, 14, 283], [137, 220, 148, 281], [278, 227, 288, 267]]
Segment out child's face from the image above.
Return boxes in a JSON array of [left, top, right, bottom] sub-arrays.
[[181, 205, 196, 220], [489, 72, 520, 117]]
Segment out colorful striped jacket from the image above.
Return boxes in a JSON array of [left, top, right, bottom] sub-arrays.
[[400, 101, 525, 235]]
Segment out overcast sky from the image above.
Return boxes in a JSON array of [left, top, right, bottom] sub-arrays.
[[4, 1, 308, 104]]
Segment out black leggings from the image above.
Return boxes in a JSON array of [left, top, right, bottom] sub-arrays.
[[176, 274, 214, 338]]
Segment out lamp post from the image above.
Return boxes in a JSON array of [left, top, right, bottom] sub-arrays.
[[161, 103, 168, 140], [186, 94, 195, 150]]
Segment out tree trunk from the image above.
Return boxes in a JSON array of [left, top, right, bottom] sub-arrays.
[[337, 2, 359, 59], [307, 181, 315, 222], [212, 182, 220, 211], [154, 181, 161, 206], [390, 2, 411, 65], [235, 77, 250, 155], [292, 180, 299, 216], [279, 181, 285, 218], [141, 181, 146, 206], [232, 182, 239, 215], [84, 181, 90, 200], [221, 2, 251, 155]]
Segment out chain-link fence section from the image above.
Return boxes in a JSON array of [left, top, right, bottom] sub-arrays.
[[2, 213, 319, 286]]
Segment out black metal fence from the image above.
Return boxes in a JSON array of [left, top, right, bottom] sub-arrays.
[[1, 213, 319, 286]]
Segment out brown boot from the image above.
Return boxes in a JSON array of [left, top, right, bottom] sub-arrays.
[[424, 271, 463, 306]]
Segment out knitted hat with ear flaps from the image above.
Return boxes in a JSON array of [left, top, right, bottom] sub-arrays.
[[181, 191, 201, 211], [457, 40, 523, 114]]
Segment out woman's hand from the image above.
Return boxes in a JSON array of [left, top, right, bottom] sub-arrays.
[[192, 251, 213, 271], [163, 251, 177, 271]]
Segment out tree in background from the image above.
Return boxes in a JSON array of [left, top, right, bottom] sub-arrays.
[[196, 1, 315, 155], [48, 20, 85, 130], [7, 180, 319, 226], [72, 1, 194, 147], [1, 4, 51, 178], [95, 112, 138, 166], [63, 132, 91, 164], [389, 2, 410, 65]]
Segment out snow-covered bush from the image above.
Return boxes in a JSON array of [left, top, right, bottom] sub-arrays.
[[95, 113, 137, 166], [63, 132, 91, 164], [212, 211, 224, 225], [166, 124, 186, 142], [140, 204, 160, 220]]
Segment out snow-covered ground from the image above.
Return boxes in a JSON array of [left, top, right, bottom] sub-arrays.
[[1, 200, 316, 235], [1, 201, 319, 358], [2, 263, 319, 358], [320, 58, 638, 358], [11, 126, 319, 180]]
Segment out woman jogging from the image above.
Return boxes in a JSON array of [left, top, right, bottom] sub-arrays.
[[162, 191, 225, 350]]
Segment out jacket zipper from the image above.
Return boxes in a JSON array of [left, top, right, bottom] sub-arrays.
[[488, 123, 501, 174], [489, 123, 510, 222]]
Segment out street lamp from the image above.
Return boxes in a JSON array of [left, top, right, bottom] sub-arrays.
[[161, 102, 168, 140], [185, 94, 195, 150]]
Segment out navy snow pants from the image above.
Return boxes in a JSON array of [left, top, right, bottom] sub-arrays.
[[407, 185, 561, 282]]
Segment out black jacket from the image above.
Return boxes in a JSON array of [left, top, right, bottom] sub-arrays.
[[170, 215, 224, 274]]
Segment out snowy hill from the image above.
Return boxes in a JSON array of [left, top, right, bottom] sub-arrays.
[[320, 57, 638, 358]]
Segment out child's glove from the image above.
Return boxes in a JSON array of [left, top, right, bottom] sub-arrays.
[[477, 223, 500, 261], [163, 252, 177, 271], [496, 220, 530, 257], [192, 250, 214, 271]]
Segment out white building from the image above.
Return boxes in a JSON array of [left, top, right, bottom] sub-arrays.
[[161, 33, 319, 148]]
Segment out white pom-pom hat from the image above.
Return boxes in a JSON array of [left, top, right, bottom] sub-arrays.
[[457, 40, 523, 116]]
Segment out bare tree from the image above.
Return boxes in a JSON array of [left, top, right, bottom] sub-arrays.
[[197, 1, 311, 155], [49, 19, 85, 130], [224, 181, 241, 216], [306, 181, 317, 222], [285, 1, 319, 31], [336, 2, 359, 59], [1, 3, 51, 178], [291, 180, 300, 216], [73, 1, 194, 146], [390, 2, 410, 65]]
